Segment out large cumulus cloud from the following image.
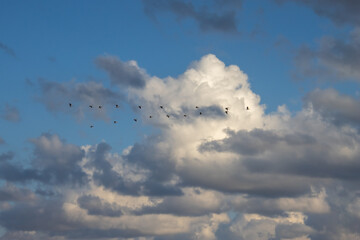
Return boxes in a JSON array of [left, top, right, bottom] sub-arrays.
[[2, 54, 360, 239]]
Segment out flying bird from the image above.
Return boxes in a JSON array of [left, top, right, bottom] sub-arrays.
[[138, 106, 142, 109], [225, 107, 229, 111], [99, 106, 102, 109], [114, 121, 117, 124], [69, 103, 72, 107], [160, 106, 163, 109], [166, 115, 170, 118], [246, 106, 249, 110], [134, 118, 137, 122], [90, 125, 94, 128], [89, 105, 93, 108], [149, 116, 152, 118], [225, 111, 228, 114], [184, 114, 187, 117], [195, 106, 199, 109], [199, 112, 202, 115], [115, 104, 119, 108]]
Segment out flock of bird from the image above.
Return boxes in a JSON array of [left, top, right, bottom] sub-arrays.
[[68, 103, 250, 128]]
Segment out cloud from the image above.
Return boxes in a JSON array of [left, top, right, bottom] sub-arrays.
[[305, 88, 360, 127], [1, 104, 21, 122], [277, 0, 360, 26], [95, 55, 147, 89], [294, 28, 360, 82], [0, 137, 5, 145], [0, 42, 16, 57], [142, 0, 242, 34], [3, 54, 360, 239], [36, 78, 123, 120]]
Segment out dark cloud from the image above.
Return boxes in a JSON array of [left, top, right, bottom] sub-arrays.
[[0, 42, 16, 57], [294, 28, 360, 82], [305, 88, 360, 126], [0, 184, 36, 202], [275, 223, 314, 239], [37, 78, 123, 119], [1, 104, 21, 122], [95, 55, 147, 89], [142, 0, 242, 34], [77, 194, 123, 217], [199, 128, 315, 156], [87, 142, 182, 196], [277, 0, 360, 26], [0, 134, 87, 185], [0, 151, 13, 162]]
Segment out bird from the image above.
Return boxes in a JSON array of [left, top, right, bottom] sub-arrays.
[[195, 106, 199, 109], [90, 125, 94, 128], [199, 112, 202, 115], [134, 118, 137, 122], [115, 104, 119, 108], [69, 103, 72, 107], [138, 106, 142, 109], [225, 111, 228, 114], [225, 107, 229, 111], [184, 114, 187, 117], [114, 121, 117, 124], [89, 105, 93, 108], [160, 106, 163, 109], [246, 106, 249, 110], [166, 115, 170, 118], [99, 105, 102, 109], [149, 116, 152, 118]]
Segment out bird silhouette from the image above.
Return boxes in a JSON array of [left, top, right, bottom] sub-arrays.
[[166, 115, 170, 118], [225, 107, 229, 110], [90, 125, 94, 128], [99, 106, 102, 109], [89, 105, 93, 108], [115, 104, 119, 108], [184, 114, 187, 117], [69, 103, 72, 107], [114, 121, 117, 124], [225, 111, 228, 114], [199, 112, 202, 115], [160, 106, 163, 109], [134, 118, 137, 122], [138, 106, 142, 109], [246, 106, 249, 110], [195, 106, 199, 109], [149, 116, 152, 118]]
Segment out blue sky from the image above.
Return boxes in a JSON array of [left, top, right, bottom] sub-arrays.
[[1, 1, 360, 239]]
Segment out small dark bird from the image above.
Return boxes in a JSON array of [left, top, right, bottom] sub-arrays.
[[195, 106, 199, 109], [225, 111, 228, 114], [225, 107, 229, 110], [99, 106, 102, 109], [134, 118, 137, 122], [149, 116, 152, 118], [199, 112, 202, 115], [69, 103, 72, 107], [246, 106, 249, 110], [114, 121, 117, 124], [90, 125, 94, 128], [138, 106, 142, 109], [184, 114, 187, 117], [166, 115, 170, 118], [115, 104, 119, 108], [160, 106, 163, 109], [89, 105, 93, 108]]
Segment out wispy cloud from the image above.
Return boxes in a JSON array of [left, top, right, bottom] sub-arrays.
[[0, 42, 16, 58]]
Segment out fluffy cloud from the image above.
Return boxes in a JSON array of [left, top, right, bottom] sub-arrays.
[[2, 54, 360, 239]]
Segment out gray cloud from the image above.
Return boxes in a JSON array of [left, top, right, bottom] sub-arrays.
[[142, 0, 242, 34], [0, 184, 36, 202], [305, 88, 360, 126], [277, 0, 360, 26], [95, 55, 147, 89], [0, 42, 16, 57], [77, 195, 123, 217], [0, 137, 5, 145], [294, 28, 360, 82], [1, 104, 21, 122], [37, 78, 123, 119]]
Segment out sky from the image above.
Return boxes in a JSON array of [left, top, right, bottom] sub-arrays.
[[1, 0, 360, 239]]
